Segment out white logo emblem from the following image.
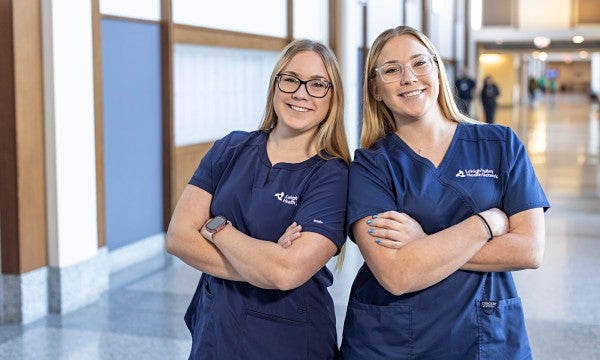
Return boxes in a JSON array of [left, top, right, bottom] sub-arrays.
[[456, 168, 498, 179], [274, 192, 298, 206]]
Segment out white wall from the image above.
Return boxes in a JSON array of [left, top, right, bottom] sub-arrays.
[[518, 0, 571, 29], [100, 0, 161, 20], [173, 0, 286, 38]]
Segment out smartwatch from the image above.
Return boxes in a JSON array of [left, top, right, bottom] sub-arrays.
[[205, 215, 230, 242]]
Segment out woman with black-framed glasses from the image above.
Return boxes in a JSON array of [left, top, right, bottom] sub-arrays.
[[275, 73, 333, 98], [167, 39, 350, 359], [340, 26, 549, 359]]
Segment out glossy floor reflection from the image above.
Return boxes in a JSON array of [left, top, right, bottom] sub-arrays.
[[1, 93, 599, 359]]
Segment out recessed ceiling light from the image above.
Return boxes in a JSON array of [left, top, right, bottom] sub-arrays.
[[534, 36, 551, 49]]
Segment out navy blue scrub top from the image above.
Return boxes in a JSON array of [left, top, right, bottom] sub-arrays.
[[184, 130, 348, 360], [340, 123, 550, 360]]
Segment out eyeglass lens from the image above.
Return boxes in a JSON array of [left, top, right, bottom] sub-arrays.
[[376, 55, 433, 83], [277, 74, 331, 98]]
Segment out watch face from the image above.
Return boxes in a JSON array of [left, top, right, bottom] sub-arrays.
[[206, 216, 227, 232]]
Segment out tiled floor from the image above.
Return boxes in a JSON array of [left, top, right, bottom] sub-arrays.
[[1, 93, 599, 359]]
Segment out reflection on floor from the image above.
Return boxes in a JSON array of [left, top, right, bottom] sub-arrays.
[[1, 93, 599, 359]]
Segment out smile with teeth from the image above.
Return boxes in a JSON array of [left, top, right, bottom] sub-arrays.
[[290, 104, 311, 112], [400, 89, 424, 98]]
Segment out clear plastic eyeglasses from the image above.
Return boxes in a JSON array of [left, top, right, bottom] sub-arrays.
[[276, 73, 332, 98], [374, 54, 436, 83]]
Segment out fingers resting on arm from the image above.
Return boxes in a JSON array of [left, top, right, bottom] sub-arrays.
[[365, 211, 427, 249]]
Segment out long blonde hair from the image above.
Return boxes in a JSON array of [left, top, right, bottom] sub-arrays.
[[259, 39, 350, 165], [361, 26, 478, 149], [259, 39, 349, 268]]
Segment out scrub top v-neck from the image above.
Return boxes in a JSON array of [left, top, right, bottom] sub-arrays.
[[185, 130, 348, 360], [341, 123, 549, 360]]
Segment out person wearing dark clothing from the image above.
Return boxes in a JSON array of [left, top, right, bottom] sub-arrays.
[[338, 26, 549, 360], [528, 77, 537, 103], [455, 70, 476, 115], [167, 39, 350, 360], [481, 76, 500, 124]]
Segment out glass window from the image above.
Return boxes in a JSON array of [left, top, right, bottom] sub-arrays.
[[293, 0, 328, 43], [174, 45, 280, 145], [367, 0, 403, 46], [430, 0, 455, 58], [405, 0, 422, 31]]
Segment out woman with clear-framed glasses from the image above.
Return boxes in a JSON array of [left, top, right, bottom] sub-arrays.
[[339, 26, 549, 359], [166, 39, 350, 359]]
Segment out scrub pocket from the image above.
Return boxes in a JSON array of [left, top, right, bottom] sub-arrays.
[[241, 309, 309, 360], [340, 299, 413, 360], [476, 297, 532, 360], [184, 276, 216, 358]]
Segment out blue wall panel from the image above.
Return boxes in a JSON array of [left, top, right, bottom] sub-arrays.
[[102, 19, 163, 250]]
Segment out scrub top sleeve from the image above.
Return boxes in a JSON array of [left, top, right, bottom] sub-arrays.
[[502, 128, 550, 216], [188, 131, 248, 195], [347, 148, 397, 242], [293, 159, 348, 252]]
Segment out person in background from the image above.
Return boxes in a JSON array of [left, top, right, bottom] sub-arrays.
[[339, 25, 549, 360], [166, 39, 350, 360], [481, 75, 500, 123], [528, 76, 538, 104], [548, 78, 558, 104], [538, 76, 547, 94], [455, 68, 476, 115]]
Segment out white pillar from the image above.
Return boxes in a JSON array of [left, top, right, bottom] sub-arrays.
[[340, 0, 362, 152], [41, 0, 107, 314], [591, 52, 600, 97]]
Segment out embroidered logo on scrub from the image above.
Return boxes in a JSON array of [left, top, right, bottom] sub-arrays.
[[456, 168, 498, 179], [274, 192, 298, 206], [481, 300, 498, 315]]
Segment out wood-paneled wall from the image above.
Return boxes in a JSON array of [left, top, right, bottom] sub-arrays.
[[172, 142, 214, 209], [0, 0, 47, 274]]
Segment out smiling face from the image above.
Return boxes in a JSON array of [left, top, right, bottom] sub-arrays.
[[273, 51, 332, 136], [372, 35, 440, 123]]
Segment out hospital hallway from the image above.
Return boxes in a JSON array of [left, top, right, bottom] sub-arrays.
[[1, 93, 599, 359]]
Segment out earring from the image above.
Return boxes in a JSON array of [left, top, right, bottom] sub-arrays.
[[375, 96, 381, 101]]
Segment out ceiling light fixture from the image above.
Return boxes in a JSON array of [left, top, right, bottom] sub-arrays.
[[533, 36, 551, 49]]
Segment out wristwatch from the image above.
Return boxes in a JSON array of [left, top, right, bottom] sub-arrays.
[[204, 215, 230, 242]]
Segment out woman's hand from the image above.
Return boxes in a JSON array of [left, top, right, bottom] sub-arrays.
[[278, 222, 302, 248], [366, 211, 427, 249]]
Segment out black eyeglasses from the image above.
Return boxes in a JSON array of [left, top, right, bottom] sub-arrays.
[[276, 73, 332, 98]]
